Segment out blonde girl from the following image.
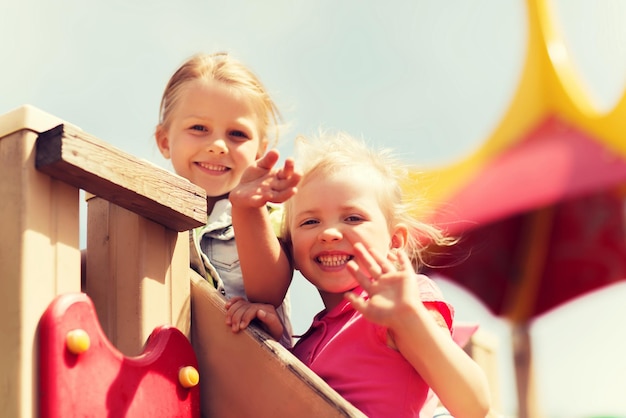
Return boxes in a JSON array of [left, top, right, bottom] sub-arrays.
[[227, 132, 491, 417], [155, 52, 299, 347]]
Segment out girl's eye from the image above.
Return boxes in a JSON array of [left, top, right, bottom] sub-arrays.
[[299, 219, 319, 227], [345, 215, 364, 223], [229, 130, 250, 140], [190, 124, 207, 132]]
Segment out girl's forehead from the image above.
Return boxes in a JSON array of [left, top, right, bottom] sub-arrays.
[[175, 80, 262, 122], [184, 79, 248, 102], [304, 164, 380, 185], [298, 167, 384, 202]]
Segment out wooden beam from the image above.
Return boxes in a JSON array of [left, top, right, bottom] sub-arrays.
[[36, 124, 207, 231]]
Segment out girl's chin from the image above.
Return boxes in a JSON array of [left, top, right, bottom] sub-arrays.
[[317, 283, 359, 295]]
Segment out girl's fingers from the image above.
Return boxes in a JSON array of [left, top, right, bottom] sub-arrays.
[[225, 296, 245, 309], [352, 242, 395, 280], [277, 157, 295, 180], [256, 149, 280, 171], [256, 310, 284, 340], [225, 297, 245, 325], [238, 308, 260, 330], [347, 259, 373, 291], [268, 166, 301, 203], [395, 248, 411, 271], [344, 290, 367, 314], [226, 297, 284, 338], [367, 245, 396, 273], [274, 168, 301, 190], [226, 298, 256, 331], [226, 304, 244, 330], [351, 242, 382, 279]]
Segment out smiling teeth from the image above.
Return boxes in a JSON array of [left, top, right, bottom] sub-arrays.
[[317, 255, 351, 266], [199, 162, 227, 171]]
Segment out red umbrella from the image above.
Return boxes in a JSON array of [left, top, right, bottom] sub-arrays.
[[419, 115, 626, 418], [424, 115, 626, 323], [394, 0, 626, 418], [401, 1, 626, 415]]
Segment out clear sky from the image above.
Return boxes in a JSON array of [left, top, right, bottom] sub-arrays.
[[2, 1, 626, 416]]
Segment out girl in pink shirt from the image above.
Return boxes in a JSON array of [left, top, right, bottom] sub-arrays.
[[226, 132, 492, 417]]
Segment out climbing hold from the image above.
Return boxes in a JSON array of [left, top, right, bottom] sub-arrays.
[[178, 366, 200, 388], [66, 329, 90, 355]]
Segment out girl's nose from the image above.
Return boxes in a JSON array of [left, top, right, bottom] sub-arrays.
[[206, 136, 227, 154], [319, 227, 342, 242]]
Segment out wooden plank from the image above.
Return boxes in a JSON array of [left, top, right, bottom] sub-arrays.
[[85, 198, 191, 357], [36, 124, 207, 231], [190, 272, 366, 418]]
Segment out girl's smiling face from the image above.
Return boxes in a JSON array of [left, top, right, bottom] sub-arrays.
[[156, 79, 267, 200], [289, 166, 406, 308]]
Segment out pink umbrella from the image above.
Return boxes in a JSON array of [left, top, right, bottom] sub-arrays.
[[401, 1, 626, 415], [424, 115, 626, 323], [421, 115, 626, 417]]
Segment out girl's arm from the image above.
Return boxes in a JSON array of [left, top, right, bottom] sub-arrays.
[[387, 302, 491, 417], [345, 243, 492, 418], [230, 150, 301, 307]]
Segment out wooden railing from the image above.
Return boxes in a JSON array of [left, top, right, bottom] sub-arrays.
[[0, 105, 364, 418]]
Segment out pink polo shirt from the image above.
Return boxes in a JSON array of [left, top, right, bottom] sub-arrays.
[[292, 276, 453, 418]]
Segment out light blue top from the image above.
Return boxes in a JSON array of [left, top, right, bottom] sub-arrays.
[[190, 199, 293, 348]]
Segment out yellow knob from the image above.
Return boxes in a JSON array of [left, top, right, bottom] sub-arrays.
[[178, 366, 200, 388], [66, 329, 90, 354]]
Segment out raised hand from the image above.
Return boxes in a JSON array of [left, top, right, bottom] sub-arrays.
[[229, 149, 301, 208], [344, 242, 423, 330], [345, 243, 492, 417]]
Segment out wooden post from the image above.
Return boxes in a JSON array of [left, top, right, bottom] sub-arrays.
[[85, 198, 192, 356], [513, 323, 543, 418], [34, 123, 206, 356], [0, 105, 82, 418]]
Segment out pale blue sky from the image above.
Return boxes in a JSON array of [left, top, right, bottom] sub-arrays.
[[2, 1, 626, 416]]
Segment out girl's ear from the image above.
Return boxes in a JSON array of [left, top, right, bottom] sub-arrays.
[[391, 223, 409, 250], [257, 138, 269, 159], [155, 125, 171, 159]]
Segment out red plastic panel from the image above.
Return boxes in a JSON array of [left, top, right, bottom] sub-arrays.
[[38, 293, 200, 417]]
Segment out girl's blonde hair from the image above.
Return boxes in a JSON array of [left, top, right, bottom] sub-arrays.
[[281, 131, 454, 269], [157, 52, 281, 146]]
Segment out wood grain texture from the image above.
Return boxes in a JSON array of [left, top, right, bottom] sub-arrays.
[[36, 124, 207, 231]]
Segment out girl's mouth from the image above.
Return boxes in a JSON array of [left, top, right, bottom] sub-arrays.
[[197, 162, 229, 172], [316, 254, 353, 267]]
